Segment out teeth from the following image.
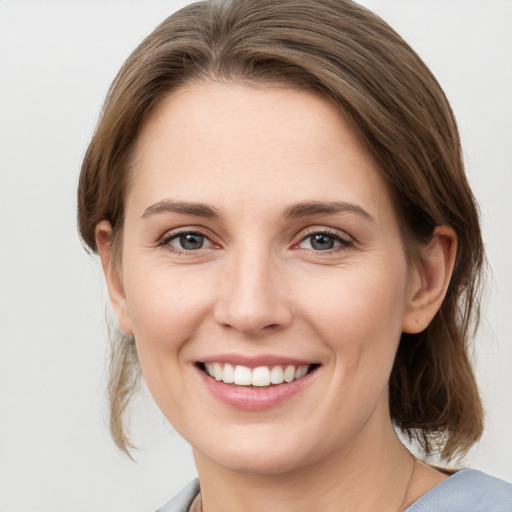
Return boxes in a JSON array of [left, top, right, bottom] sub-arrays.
[[204, 362, 214, 376], [213, 362, 223, 381], [295, 365, 308, 379], [203, 363, 311, 387], [222, 363, 234, 384], [270, 366, 284, 384], [233, 365, 252, 385], [283, 365, 295, 383], [252, 366, 270, 387]]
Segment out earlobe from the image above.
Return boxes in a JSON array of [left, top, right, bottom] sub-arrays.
[[95, 221, 134, 335], [402, 226, 457, 334]]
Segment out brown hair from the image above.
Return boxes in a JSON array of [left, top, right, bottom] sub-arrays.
[[78, 0, 484, 458]]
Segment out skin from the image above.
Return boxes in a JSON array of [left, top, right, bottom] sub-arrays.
[[97, 82, 456, 511]]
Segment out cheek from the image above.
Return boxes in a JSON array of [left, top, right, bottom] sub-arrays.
[[295, 261, 409, 384], [123, 264, 215, 361], [299, 262, 408, 335], [121, 266, 217, 425]]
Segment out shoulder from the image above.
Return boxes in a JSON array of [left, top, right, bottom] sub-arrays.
[[154, 472, 512, 512], [155, 479, 200, 512], [406, 469, 512, 512]]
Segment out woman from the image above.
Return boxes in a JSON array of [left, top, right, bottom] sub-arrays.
[[77, 0, 512, 510]]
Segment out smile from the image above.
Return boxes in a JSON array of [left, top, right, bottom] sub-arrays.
[[201, 362, 316, 387], [197, 361, 320, 411]]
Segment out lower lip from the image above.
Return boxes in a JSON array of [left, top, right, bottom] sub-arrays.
[[197, 366, 317, 411]]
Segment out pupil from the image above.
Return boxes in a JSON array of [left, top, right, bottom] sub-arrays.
[[311, 234, 334, 250], [180, 233, 204, 250]]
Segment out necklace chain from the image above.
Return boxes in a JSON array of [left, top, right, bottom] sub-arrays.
[[397, 456, 418, 512]]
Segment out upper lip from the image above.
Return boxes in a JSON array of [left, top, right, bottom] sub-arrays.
[[198, 354, 319, 367]]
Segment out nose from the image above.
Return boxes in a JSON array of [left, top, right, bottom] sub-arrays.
[[213, 245, 293, 337]]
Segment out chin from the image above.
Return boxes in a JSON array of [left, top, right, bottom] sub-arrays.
[[203, 448, 308, 475], [191, 428, 327, 476]]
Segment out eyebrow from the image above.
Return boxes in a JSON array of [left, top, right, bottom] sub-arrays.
[[284, 201, 374, 221], [141, 199, 374, 222], [142, 199, 222, 219]]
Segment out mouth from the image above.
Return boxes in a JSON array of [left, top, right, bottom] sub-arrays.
[[197, 362, 321, 388]]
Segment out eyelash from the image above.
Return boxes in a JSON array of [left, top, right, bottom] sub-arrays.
[[157, 229, 215, 254], [157, 227, 353, 255], [294, 228, 354, 253]]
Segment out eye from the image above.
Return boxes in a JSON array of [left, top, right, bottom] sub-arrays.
[[296, 230, 352, 251], [160, 231, 214, 252]]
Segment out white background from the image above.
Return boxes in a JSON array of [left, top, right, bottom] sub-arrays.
[[0, 1, 511, 511]]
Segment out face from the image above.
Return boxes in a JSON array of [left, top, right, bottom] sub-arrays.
[[104, 82, 424, 475]]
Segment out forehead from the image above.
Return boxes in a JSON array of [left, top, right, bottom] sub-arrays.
[[127, 81, 392, 221]]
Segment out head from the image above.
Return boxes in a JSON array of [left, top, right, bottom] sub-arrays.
[[78, 0, 484, 461]]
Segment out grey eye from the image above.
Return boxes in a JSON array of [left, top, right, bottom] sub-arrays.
[[173, 233, 205, 250], [304, 233, 337, 251], [297, 231, 352, 252], [310, 234, 335, 250]]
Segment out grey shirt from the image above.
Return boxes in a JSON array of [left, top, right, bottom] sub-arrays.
[[156, 469, 512, 512]]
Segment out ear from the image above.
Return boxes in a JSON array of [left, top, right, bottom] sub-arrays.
[[402, 226, 457, 334], [95, 221, 134, 335]]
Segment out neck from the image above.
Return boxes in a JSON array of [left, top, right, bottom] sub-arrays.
[[193, 413, 415, 512]]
